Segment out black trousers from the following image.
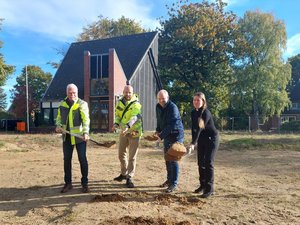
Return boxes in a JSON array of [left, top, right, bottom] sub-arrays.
[[63, 137, 88, 186], [197, 135, 219, 193]]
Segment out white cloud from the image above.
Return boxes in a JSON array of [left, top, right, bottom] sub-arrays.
[[222, 0, 252, 13], [223, 0, 249, 6], [285, 33, 300, 58], [0, 0, 159, 41]]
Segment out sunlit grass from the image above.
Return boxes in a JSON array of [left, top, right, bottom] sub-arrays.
[[220, 132, 300, 151]]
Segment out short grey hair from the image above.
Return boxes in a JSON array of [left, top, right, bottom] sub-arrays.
[[157, 89, 169, 98], [66, 83, 78, 93]]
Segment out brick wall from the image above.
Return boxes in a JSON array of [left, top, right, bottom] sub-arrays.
[[108, 48, 127, 131], [83, 51, 91, 106]]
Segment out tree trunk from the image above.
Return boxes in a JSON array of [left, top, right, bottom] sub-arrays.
[[251, 92, 259, 131]]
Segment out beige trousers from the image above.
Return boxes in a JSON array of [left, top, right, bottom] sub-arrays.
[[118, 134, 140, 178]]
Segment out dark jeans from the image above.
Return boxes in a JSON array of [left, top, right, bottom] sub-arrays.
[[63, 139, 88, 186], [197, 135, 219, 193], [163, 132, 184, 187], [165, 160, 179, 186]]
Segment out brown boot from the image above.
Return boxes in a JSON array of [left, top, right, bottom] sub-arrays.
[[82, 185, 89, 193], [60, 184, 73, 193]]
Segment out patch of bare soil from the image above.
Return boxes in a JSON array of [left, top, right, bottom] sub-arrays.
[[0, 133, 299, 225], [91, 192, 204, 207], [105, 215, 195, 225], [91, 194, 127, 202]]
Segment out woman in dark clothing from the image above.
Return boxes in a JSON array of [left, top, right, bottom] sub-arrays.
[[188, 92, 219, 198]]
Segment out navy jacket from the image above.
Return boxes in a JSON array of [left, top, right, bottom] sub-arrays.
[[156, 100, 184, 141]]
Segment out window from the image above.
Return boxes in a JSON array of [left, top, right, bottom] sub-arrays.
[[90, 56, 98, 79], [291, 103, 300, 110], [90, 54, 109, 79], [281, 116, 296, 123], [102, 55, 109, 78], [90, 79, 109, 96], [90, 54, 109, 96], [43, 109, 51, 125], [90, 100, 109, 130], [53, 108, 58, 124]]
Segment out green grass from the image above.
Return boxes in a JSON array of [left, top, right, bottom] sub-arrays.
[[220, 133, 300, 151], [227, 138, 263, 148]]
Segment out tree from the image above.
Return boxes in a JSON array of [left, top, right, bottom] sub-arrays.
[[10, 65, 52, 119], [77, 15, 149, 41], [231, 10, 291, 130], [0, 19, 15, 108], [158, 0, 240, 119], [0, 87, 6, 111]]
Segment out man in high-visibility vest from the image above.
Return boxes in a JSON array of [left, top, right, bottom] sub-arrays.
[[55, 83, 90, 193], [112, 85, 143, 188]]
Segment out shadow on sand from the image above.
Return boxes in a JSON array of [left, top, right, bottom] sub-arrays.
[[0, 180, 169, 216]]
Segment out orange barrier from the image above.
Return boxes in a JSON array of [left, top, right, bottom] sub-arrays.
[[17, 122, 26, 132]]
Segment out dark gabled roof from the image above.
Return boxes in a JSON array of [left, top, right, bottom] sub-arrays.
[[43, 31, 158, 101], [290, 82, 300, 102]]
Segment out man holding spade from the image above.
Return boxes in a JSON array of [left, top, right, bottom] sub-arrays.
[[55, 83, 90, 193], [112, 85, 143, 188]]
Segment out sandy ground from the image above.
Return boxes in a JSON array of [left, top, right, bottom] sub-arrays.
[[0, 133, 299, 225]]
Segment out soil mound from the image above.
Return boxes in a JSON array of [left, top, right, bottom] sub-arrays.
[[91, 193, 127, 202], [105, 215, 196, 225]]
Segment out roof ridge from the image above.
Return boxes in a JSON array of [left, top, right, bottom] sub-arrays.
[[75, 31, 158, 45]]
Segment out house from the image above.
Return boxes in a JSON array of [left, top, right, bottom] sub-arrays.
[[258, 82, 300, 131], [280, 82, 300, 123], [41, 31, 162, 131]]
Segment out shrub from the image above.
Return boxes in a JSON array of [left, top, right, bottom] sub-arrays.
[[280, 120, 300, 132], [0, 111, 15, 120]]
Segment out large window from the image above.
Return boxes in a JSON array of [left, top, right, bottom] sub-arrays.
[[90, 54, 109, 96], [90, 79, 109, 96], [90, 99, 109, 130]]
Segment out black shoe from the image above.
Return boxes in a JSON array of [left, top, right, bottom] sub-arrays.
[[82, 185, 89, 193], [60, 184, 73, 193], [159, 180, 170, 188], [200, 191, 214, 198], [114, 174, 127, 182], [166, 184, 176, 193], [194, 186, 204, 193], [126, 178, 135, 188]]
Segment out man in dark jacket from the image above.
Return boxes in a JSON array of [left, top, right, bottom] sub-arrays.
[[155, 89, 184, 193]]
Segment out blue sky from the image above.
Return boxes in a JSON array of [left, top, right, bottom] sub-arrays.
[[1, 0, 300, 108]]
